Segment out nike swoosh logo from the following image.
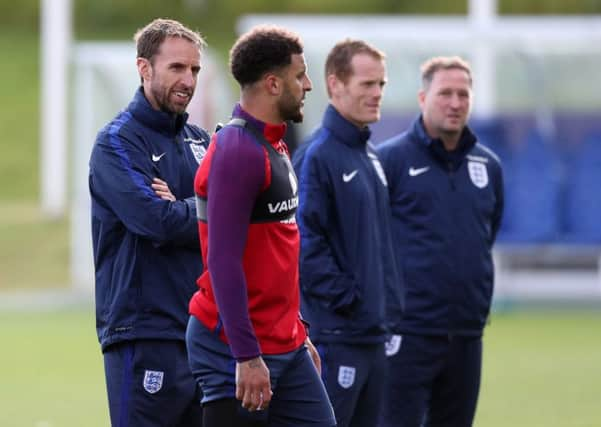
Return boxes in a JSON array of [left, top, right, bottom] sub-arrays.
[[408, 166, 430, 177], [152, 153, 166, 162], [342, 170, 358, 183]]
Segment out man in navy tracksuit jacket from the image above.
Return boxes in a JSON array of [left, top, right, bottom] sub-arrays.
[[89, 19, 209, 427], [294, 40, 404, 427], [377, 56, 504, 427]]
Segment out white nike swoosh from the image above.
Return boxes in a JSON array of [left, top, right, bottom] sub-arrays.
[[152, 153, 166, 162], [343, 170, 358, 183], [408, 166, 430, 177]]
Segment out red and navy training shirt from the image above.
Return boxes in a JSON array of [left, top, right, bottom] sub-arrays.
[[189, 104, 306, 360]]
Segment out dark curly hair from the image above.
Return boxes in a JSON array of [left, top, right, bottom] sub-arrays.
[[229, 25, 304, 87]]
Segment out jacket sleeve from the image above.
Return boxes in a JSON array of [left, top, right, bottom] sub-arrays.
[[294, 145, 361, 315], [376, 143, 406, 329], [89, 129, 198, 246], [383, 227, 405, 330], [491, 160, 505, 243]]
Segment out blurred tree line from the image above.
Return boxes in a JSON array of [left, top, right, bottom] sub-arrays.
[[1, 0, 601, 51]]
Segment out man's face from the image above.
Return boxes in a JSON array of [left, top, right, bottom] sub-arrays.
[[329, 53, 387, 128], [138, 36, 201, 114], [277, 53, 312, 123], [419, 68, 472, 139]]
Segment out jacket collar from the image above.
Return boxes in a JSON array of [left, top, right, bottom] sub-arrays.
[[232, 104, 287, 145], [127, 87, 188, 137], [323, 104, 371, 147], [411, 115, 477, 163]]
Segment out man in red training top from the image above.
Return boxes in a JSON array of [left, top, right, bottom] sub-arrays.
[[186, 25, 336, 427]]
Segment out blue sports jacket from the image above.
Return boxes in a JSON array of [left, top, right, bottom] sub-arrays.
[[89, 87, 210, 351], [294, 105, 404, 345], [377, 116, 504, 337]]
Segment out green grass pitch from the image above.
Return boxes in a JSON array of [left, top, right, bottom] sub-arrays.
[[0, 309, 109, 427], [0, 308, 600, 426]]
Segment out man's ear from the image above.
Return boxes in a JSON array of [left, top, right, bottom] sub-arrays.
[[136, 57, 152, 83], [417, 89, 426, 110], [327, 74, 341, 98], [264, 73, 282, 96]]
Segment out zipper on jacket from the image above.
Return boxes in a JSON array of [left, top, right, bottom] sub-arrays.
[[447, 162, 456, 190], [175, 136, 183, 154]]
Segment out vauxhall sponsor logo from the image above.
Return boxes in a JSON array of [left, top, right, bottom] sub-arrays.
[[268, 196, 299, 214]]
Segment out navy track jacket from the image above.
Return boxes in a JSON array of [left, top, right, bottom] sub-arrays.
[[90, 88, 210, 350], [293, 105, 404, 345], [377, 116, 504, 337]]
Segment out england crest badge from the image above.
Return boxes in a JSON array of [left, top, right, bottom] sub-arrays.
[[337, 365, 356, 389], [143, 370, 164, 394], [187, 139, 207, 164], [468, 161, 489, 189]]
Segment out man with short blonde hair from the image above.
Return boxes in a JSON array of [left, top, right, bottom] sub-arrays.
[[294, 39, 404, 427], [378, 55, 504, 427], [324, 39, 385, 96], [420, 55, 472, 88]]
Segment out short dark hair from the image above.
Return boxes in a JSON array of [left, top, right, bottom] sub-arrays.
[[325, 39, 385, 85], [229, 25, 303, 87], [420, 56, 472, 90], [134, 18, 206, 63]]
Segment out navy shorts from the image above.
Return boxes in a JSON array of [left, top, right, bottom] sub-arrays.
[[317, 342, 387, 427], [103, 339, 203, 427], [186, 315, 336, 426], [381, 334, 482, 427]]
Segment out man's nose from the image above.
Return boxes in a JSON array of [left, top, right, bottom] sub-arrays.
[[304, 75, 313, 92], [181, 69, 196, 88]]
